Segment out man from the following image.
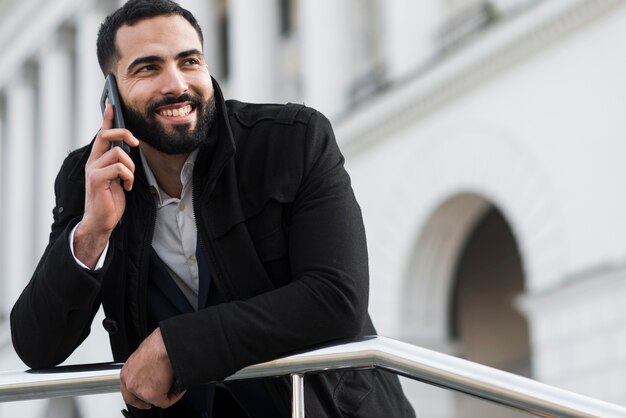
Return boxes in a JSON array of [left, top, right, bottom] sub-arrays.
[[11, 0, 415, 417]]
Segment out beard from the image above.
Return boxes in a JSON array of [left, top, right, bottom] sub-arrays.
[[122, 93, 216, 155]]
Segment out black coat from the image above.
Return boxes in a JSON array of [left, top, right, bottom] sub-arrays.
[[11, 80, 415, 417]]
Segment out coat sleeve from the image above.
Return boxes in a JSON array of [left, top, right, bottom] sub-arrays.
[[10, 155, 106, 369], [160, 110, 370, 389]]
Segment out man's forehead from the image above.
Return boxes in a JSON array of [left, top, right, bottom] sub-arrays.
[[115, 15, 202, 57]]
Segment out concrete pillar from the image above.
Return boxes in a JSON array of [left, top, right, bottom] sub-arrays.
[[382, 0, 443, 80], [75, 10, 106, 149], [298, 0, 352, 119], [36, 32, 74, 259], [0, 94, 5, 319], [4, 68, 37, 311], [228, 0, 281, 102], [178, 0, 221, 78]]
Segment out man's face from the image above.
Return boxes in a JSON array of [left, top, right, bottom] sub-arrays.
[[113, 15, 215, 154]]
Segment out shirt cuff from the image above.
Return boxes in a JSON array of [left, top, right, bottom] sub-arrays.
[[69, 222, 109, 271]]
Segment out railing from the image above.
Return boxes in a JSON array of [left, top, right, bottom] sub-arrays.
[[2, 336, 626, 417]]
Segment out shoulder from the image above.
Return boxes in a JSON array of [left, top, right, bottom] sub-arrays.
[[224, 100, 345, 205], [56, 143, 92, 185], [225, 100, 336, 159], [226, 100, 320, 129]]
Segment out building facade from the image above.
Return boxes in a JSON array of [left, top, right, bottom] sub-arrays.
[[1, 0, 626, 416]]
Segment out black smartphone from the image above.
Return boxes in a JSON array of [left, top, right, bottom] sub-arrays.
[[100, 74, 130, 154]]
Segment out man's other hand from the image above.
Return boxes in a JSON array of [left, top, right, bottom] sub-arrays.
[[120, 328, 186, 409]]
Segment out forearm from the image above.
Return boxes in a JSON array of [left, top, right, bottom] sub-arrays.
[[11, 222, 104, 368], [161, 269, 367, 389]]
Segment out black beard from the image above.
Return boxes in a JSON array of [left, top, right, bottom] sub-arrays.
[[122, 93, 216, 155]]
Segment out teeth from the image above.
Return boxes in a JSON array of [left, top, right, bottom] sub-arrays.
[[159, 105, 192, 117]]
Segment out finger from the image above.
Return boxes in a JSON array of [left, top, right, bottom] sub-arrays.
[[101, 103, 114, 131], [120, 380, 152, 410], [104, 128, 139, 150], [93, 128, 138, 158], [85, 165, 134, 199], [101, 103, 139, 150], [87, 148, 136, 190], [151, 389, 186, 409], [89, 144, 136, 171], [90, 163, 135, 190], [168, 389, 186, 405], [126, 393, 152, 410], [92, 104, 138, 157], [106, 145, 137, 175]]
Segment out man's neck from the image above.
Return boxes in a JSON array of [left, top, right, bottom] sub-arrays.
[[139, 143, 189, 198]]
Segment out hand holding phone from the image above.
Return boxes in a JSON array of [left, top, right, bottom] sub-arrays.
[[100, 74, 131, 154]]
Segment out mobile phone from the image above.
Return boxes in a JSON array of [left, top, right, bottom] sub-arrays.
[[100, 74, 130, 154]]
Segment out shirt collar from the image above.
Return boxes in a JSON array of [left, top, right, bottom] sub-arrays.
[[140, 148, 199, 207]]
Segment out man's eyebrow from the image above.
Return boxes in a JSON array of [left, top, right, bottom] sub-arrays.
[[127, 55, 164, 72], [176, 49, 204, 60], [126, 50, 203, 73]]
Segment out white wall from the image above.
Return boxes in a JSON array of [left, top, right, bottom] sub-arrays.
[[340, 0, 626, 408]]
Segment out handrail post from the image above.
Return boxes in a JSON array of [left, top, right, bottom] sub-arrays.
[[291, 373, 305, 418]]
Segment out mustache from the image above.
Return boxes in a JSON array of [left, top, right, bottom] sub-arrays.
[[148, 93, 203, 112]]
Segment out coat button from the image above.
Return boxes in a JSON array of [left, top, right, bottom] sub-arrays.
[[102, 318, 119, 334]]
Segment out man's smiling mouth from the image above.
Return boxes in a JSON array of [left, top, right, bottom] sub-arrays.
[[157, 104, 193, 117]]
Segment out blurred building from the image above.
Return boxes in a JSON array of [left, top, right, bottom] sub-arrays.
[[1, 0, 626, 416]]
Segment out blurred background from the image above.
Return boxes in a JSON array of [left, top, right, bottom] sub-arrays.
[[2, 0, 626, 416]]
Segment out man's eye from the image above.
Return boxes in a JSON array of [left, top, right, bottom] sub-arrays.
[[183, 58, 200, 65], [138, 65, 157, 73]]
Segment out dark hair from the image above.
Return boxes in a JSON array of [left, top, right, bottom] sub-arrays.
[[96, 0, 204, 75]]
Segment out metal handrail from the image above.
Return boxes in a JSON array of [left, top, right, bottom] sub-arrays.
[[2, 335, 626, 417]]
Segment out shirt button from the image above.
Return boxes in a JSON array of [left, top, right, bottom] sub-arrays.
[[179, 204, 185, 211], [189, 255, 197, 263]]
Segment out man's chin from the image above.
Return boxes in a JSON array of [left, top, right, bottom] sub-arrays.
[[157, 120, 195, 134], [142, 140, 200, 155]]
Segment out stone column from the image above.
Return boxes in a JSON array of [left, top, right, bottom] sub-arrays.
[[0, 95, 5, 320], [228, 0, 280, 102], [382, 0, 442, 80], [297, 0, 352, 119], [4, 67, 36, 311], [178, 0, 221, 79], [35, 31, 74, 258], [75, 10, 106, 149]]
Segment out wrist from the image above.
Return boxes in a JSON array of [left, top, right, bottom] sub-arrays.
[[73, 222, 111, 269], [152, 328, 170, 360]]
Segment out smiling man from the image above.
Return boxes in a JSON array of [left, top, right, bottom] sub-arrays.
[[10, 1, 415, 417]]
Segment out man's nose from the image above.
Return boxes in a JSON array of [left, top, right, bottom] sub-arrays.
[[160, 67, 189, 96]]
